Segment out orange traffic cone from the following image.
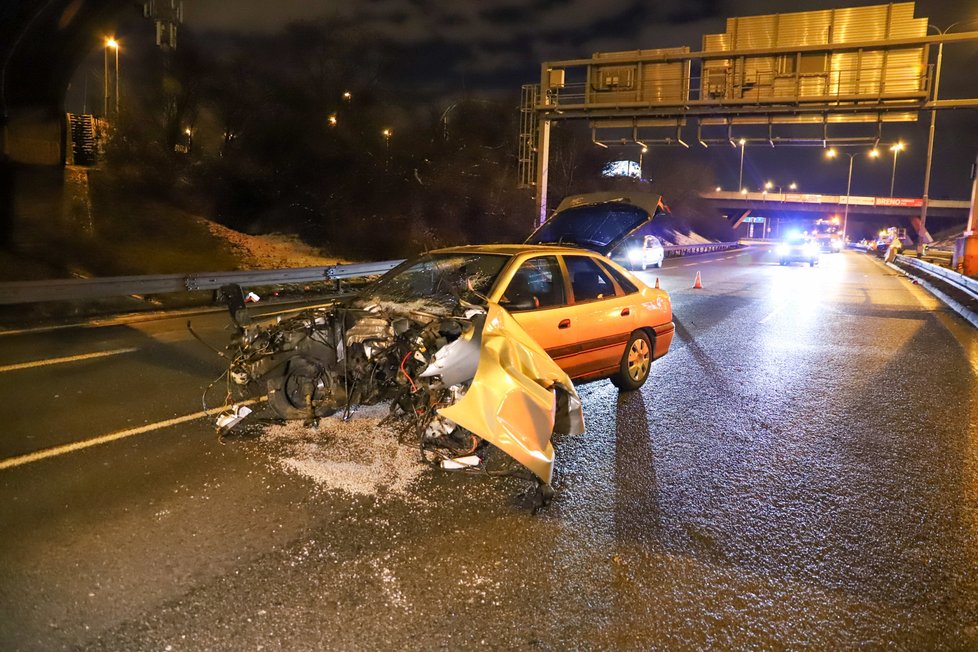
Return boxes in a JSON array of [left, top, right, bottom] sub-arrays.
[[693, 271, 703, 289], [654, 277, 660, 289]]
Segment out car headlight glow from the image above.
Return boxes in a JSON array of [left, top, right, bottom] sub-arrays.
[[627, 249, 642, 261], [776, 244, 790, 256], [803, 243, 819, 256]]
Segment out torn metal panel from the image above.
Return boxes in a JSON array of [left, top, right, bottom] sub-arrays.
[[438, 303, 585, 485]]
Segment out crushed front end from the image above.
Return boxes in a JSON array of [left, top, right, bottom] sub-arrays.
[[223, 295, 583, 495]]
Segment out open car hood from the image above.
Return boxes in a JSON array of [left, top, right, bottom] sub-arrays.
[[524, 191, 668, 256], [437, 302, 584, 485]]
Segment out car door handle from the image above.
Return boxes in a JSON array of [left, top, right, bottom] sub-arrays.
[[558, 319, 571, 329], [620, 308, 630, 316]]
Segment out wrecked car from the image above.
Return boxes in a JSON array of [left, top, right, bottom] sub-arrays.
[[217, 223, 674, 497]]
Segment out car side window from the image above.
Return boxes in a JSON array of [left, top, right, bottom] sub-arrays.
[[564, 255, 617, 303], [645, 236, 661, 248], [501, 256, 566, 311]]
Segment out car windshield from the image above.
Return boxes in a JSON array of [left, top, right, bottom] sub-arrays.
[[360, 252, 509, 310], [527, 203, 650, 251]]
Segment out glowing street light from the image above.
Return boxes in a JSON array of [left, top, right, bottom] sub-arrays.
[[740, 187, 748, 195], [889, 141, 905, 197], [715, 186, 722, 192], [342, 91, 352, 102], [382, 128, 393, 170], [328, 113, 337, 127]]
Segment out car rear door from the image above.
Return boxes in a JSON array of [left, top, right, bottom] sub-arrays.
[[550, 254, 636, 380]]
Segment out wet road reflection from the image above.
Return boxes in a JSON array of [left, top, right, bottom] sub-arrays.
[[5, 249, 978, 650]]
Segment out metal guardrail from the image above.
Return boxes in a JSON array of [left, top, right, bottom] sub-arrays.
[[895, 255, 978, 297], [0, 260, 403, 306], [0, 242, 742, 306], [664, 242, 740, 256]]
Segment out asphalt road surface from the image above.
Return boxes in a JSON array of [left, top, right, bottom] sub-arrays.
[[1, 247, 977, 650]]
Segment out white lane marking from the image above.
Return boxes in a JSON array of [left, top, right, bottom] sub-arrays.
[[682, 262, 697, 267], [0, 347, 138, 373], [0, 399, 264, 471], [724, 255, 736, 259]]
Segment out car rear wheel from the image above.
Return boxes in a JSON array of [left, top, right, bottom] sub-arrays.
[[611, 330, 652, 391]]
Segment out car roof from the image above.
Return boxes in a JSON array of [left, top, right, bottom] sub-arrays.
[[428, 243, 599, 257]]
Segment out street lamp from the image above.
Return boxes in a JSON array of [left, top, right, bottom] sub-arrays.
[[921, 20, 978, 250], [737, 138, 746, 191], [826, 147, 879, 241], [328, 113, 337, 127], [639, 145, 647, 177], [889, 141, 905, 197], [342, 91, 352, 103], [104, 37, 119, 117]]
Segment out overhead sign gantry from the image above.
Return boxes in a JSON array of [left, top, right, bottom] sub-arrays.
[[519, 2, 978, 227]]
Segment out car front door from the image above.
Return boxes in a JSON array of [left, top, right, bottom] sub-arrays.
[[498, 256, 576, 365]]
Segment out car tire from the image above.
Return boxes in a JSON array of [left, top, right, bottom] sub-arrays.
[[655, 259, 663, 268], [611, 330, 652, 391], [266, 354, 339, 419], [809, 260, 816, 267]]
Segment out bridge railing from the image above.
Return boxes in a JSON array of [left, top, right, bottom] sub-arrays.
[[0, 242, 743, 307]]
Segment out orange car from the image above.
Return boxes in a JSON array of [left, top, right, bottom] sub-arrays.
[[452, 244, 674, 389]]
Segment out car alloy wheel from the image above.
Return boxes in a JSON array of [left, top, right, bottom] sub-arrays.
[[611, 330, 652, 391]]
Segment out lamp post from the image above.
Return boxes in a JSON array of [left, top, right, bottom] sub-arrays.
[[921, 20, 978, 250], [104, 38, 119, 117], [889, 141, 905, 197], [737, 138, 746, 191], [826, 147, 879, 242], [765, 180, 797, 200], [382, 128, 392, 170]]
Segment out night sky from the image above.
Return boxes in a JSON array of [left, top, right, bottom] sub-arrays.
[[180, 0, 978, 224]]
